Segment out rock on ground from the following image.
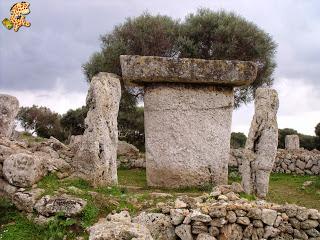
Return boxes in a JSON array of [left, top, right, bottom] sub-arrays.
[[3, 153, 47, 187], [34, 194, 87, 217], [133, 212, 176, 240], [0, 94, 19, 137], [89, 216, 153, 240], [117, 141, 139, 157], [240, 88, 279, 198], [73, 73, 121, 186]]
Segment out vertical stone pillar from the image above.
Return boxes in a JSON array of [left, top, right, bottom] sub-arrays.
[[240, 88, 279, 198], [0, 94, 19, 138], [121, 55, 257, 188], [73, 73, 121, 187], [285, 135, 300, 150]]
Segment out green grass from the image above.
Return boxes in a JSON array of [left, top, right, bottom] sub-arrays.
[[267, 173, 320, 209], [18, 132, 46, 144]]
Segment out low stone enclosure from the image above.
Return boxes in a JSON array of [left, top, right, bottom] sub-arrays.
[[90, 184, 320, 240], [230, 148, 320, 176]]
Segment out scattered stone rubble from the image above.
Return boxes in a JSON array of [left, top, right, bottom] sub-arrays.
[[0, 135, 87, 219], [121, 55, 258, 188], [0, 94, 19, 137], [239, 88, 279, 198], [230, 148, 320, 175], [117, 140, 146, 168], [73, 72, 121, 187], [90, 183, 320, 240]]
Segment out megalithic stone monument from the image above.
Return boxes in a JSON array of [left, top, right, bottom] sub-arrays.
[[285, 135, 300, 150], [73, 73, 121, 187], [240, 88, 279, 198], [120, 55, 257, 187]]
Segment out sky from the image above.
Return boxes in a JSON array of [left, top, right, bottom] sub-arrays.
[[0, 0, 319, 136]]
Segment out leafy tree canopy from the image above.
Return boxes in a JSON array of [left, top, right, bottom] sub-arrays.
[[230, 132, 247, 149], [60, 106, 88, 137], [83, 9, 277, 107], [315, 122, 320, 137], [17, 105, 66, 141]]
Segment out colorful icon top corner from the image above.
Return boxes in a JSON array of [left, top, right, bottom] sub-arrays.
[[2, 2, 31, 32]]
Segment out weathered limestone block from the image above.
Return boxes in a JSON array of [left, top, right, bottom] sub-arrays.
[[120, 55, 257, 86], [73, 73, 121, 186], [89, 217, 153, 240], [240, 88, 279, 198], [285, 135, 300, 150], [3, 153, 47, 187], [0, 94, 19, 137], [121, 55, 257, 188], [34, 194, 87, 217], [144, 84, 234, 187]]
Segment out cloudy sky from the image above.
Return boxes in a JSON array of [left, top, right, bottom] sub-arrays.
[[0, 0, 319, 135]]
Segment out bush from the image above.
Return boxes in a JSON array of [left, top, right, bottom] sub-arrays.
[[230, 132, 247, 148]]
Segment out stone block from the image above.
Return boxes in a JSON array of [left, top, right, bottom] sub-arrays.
[[285, 135, 300, 150], [120, 55, 257, 86]]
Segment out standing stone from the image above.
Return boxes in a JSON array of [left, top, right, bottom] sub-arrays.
[[285, 135, 300, 150], [0, 94, 19, 137], [73, 73, 121, 186], [121, 55, 257, 187], [240, 88, 279, 198]]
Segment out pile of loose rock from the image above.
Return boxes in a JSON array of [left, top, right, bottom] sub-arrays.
[[90, 183, 320, 240], [230, 148, 320, 175], [117, 140, 146, 169], [0, 136, 88, 222]]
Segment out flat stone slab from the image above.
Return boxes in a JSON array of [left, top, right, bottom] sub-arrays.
[[120, 55, 257, 86]]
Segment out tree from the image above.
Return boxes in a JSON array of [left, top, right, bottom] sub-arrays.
[[178, 9, 277, 107], [230, 132, 247, 149], [315, 122, 320, 137], [119, 106, 145, 151], [17, 105, 66, 141], [60, 106, 88, 137], [82, 13, 179, 80], [83, 9, 277, 107]]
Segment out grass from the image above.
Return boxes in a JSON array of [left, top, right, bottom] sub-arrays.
[[1, 168, 319, 239]]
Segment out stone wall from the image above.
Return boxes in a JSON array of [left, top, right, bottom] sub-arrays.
[[91, 184, 320, 240], [230, 148, 320, 175]]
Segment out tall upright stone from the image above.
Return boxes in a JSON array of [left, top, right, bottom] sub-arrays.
[[240, 88, 279, 198], [121, 55, 257, 187], [0, 94, 19, 137], [285, 135, 300, 150], [73, 73, 121, 186]]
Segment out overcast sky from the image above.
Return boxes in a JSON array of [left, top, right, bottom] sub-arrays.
[[0, 0, 319, 136]]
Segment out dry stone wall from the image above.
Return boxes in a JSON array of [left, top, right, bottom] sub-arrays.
[[91, 184, 320, 240], [230, 148, 320, 175]]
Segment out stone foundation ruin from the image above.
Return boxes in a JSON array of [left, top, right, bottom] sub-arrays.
[[120, 55, 257, 187]]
